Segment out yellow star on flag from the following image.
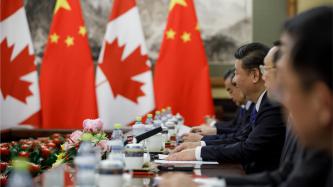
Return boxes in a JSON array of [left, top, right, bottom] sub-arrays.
[[65, 36, 74, 47], [181, 32, 191, 43], [54, 0, 71, 14], [78, 26, 87, 36], [169, 0, 187, 11], [166, 28, 176, 39], [50, 33, 59, 43]]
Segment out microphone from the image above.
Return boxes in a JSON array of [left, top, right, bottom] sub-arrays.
[[125, 126, 163, 145]]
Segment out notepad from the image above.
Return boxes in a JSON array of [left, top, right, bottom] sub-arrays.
[[154, 159, 219, 165]]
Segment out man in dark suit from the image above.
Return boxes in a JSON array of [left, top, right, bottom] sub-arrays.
[[167, 42, 286, 174], [225, 6, 333, 186], [180, 68, 254, 143], [160, 7, 332, 187]]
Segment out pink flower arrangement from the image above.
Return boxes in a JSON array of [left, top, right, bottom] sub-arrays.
[[56, 118, 109, 166], [68, 130, 83, 144], [83, 118, 104, 133]]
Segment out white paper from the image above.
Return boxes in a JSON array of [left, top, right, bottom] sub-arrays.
[[194, 178, 226, 187], [154, 159, 219, 165], [158, 154, 168, 160], [153, 176, 226, 187]]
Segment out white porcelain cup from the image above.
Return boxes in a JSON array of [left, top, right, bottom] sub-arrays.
[[146, 133, 163, 152], [97, 159, 124, 187], [98, 175, 123, 187], [124, 157, 144, 170], [124, 143, 144, 170]]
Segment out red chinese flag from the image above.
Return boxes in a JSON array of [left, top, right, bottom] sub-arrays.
[[40, 0, 97, 129], [154, 0, 214, 126]]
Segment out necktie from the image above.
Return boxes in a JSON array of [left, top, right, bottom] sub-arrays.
[[250, 107, 257, 127], [239, 108, 245, 118]]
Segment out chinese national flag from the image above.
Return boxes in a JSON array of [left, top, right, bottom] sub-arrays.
[[154, 0, 214, 126], [40, 0, 97, 129]]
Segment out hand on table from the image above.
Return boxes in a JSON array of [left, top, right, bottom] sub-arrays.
[[191, 125, 217, 136], [166, 148, 196, 161], [159, 173, 198, 187], [171, 142, 201, 153], [181, 133, 203, 142]]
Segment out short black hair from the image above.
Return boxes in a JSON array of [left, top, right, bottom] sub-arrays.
[[223, 68, 235, 80], [273, 40, 281, 46], [234, 42, 269, 71], [283, 6, 332, 91]]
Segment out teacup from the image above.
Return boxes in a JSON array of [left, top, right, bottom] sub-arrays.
[[124, 143, 144, 170], [97, 159, 124, 187], [146, 133, 163, 152]]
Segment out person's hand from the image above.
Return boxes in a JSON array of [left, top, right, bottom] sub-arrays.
[[171, 142, 201, 153], [181, 133, 203, 142], [191, 126, 217, 136], [190, 124, 206, 133], [166, 148, 196, 161], [159, 173, 198, 187]]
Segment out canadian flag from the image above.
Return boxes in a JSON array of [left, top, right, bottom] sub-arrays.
[[0, 0, 41, 129], [96, 0, 155, 129]]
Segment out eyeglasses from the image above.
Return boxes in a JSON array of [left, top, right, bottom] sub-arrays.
[[259, 65, 275, 75]]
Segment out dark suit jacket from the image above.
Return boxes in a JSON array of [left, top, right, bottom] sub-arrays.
[[214, 107, 245, 134], [201, 93, 286, 174], [202, 103, 255, 143], [224, 126, 299, 186], [225, 147, 332, 187], [202, 103, 255, 145]]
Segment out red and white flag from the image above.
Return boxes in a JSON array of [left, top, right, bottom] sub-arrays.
[[96, 0, 155, 129], [0, 0, 41, 129]]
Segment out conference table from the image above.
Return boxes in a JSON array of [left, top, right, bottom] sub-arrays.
[[1, 127, 245, 186], [34, 161, 245, 187]]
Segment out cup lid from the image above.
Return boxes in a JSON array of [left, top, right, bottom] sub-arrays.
[[125, 143, 144, 152]]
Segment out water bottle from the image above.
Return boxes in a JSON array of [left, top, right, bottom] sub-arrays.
[[154, 111, 161, 121], [74, 141, 98, 187], [166, 106, 173, 120], [145, 114, 154, 132], [176, 113, 184, 125], [7, 158, 34, 187], [108, 123, 125, 164], [145, 114, 154, 126], [132, 116, 146, 137], [111, 123, 124, 142], [161, 109, 168, 122], [161, 108, 166, 116]]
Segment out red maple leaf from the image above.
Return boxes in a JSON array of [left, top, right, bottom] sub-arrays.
[[99, 39, 150, 103], [1, 39, 36, 103]]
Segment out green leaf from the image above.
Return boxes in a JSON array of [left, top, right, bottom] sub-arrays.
[[29, 147, 41, 164]]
